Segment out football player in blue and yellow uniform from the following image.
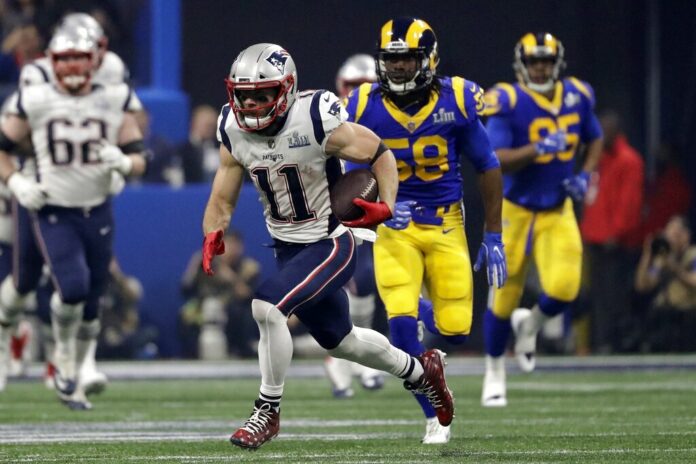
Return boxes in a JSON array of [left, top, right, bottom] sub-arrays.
[[345, 17, 507, 443], [481, 33, 603, 407]]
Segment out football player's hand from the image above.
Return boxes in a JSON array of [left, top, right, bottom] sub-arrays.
[[474, 231, 507, 288], [562, 171, 590, 201], [109, 171, 126, 196], [7, 172, 46, 210], [383, 200, 416, 230], [202, 230, 225, 276], [98, 141, 133, 175], [343, 198, 392, 228], [535, 131, 567, 155]]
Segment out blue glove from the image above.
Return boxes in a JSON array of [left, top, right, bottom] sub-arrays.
[[383, 201, 416, 230], [535, 131, 567, 155], [562, 171, 590, 201], [474, 232, 507, 288]]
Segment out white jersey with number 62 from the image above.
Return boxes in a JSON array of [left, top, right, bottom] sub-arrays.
[[7, 83, 134, 208]]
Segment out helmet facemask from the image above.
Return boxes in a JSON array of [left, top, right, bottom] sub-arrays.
[[225, 44, 298, 132], [48, 31, 98, 94], [513, 34, 566, 93], [52, 51, 97, 92], [226, 75, 294, 131], [377, 44, 438, 95]]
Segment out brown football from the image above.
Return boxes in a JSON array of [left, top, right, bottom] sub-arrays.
[[330, 169, 379, 222]]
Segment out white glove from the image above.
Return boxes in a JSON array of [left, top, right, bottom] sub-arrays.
[[109, 171, 126, 196], [98, 142, 133, 175], [7, 173, 46, 210]]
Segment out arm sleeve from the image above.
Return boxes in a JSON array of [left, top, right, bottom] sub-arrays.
[[461, 119, 500, 173], [485, 115, 514, 151]]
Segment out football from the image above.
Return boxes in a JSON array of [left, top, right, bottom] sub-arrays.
[[330, 169, 379, 222]]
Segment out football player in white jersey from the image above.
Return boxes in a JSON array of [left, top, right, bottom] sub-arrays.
[[203, 43, 455, 450], [20, 12, 132, 89], [324, 53, 385, 398], [0, 29, 147, 409], [0, 12, 141, 394]]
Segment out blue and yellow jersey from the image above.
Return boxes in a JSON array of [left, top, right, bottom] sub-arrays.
[[344, 77, 498, 207], [484, 77, 602, 210]]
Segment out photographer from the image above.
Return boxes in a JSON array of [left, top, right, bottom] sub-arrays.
[[634, 216, 696, 351]]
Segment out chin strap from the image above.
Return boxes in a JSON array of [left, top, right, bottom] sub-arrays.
[[526, 80, 555, 93]]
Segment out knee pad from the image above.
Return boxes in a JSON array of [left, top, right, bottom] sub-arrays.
[[251, 299, 286, 326], [0, 277, 27, 321], [431, 299, 472, 336], [50, 293, 84, 325]]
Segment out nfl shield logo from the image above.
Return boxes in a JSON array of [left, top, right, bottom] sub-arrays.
[[407, 121, 416, 133], [268, 140, 275, 149]]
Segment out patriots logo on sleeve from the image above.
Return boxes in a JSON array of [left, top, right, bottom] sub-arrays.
[[266, 50, 289, 73]]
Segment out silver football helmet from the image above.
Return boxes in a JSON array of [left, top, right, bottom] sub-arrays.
[[225, 43, 298, 131], [57, 13, 105, 43], [335, 54, 377, 98], [48, 28, 98, 92], [56, 13, 107, 61]]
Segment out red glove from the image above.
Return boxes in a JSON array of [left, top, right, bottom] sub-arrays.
[[202, 230, 225, 276], [343, 198, 393, 228]]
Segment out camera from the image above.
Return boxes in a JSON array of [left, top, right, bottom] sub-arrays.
[[650, 235, 670, 256]]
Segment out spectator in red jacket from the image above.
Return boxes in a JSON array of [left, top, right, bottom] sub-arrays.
[[580, 111, 645, 353]]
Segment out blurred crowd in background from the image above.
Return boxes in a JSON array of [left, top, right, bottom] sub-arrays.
[[1, 0, 694, 364]]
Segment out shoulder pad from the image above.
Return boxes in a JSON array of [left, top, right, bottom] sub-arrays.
[[566, 77, 596, 108], [19, 62, 51, 88], [451, 77, 486, 119], [216, 104, 233, 154], [309, 89, 347, 147], [94, 52, 128, 85], [482, 83, 517, 116], [345, 82, 375, 123]]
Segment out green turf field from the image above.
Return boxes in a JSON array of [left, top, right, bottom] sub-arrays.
[[1, 369, 696, 463]]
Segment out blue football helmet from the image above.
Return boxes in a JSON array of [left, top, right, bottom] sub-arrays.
[[513, 32, 566, 93], [376, 17, 439, 95]]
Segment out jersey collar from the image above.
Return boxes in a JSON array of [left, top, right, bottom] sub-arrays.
[[518, 81, 564, 116], [380, 90, 439, 133]]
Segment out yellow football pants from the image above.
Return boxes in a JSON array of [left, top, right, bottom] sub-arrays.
[[491, 197, 582, 319], [374, 204, 473, 336]]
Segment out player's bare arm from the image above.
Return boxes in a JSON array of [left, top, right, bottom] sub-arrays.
[[494, 144, 539, 172], [325, 121, 398, 211], [202, 144, 244, 235], [0, 114, 31, 181], [478, 167, 504, 234]]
